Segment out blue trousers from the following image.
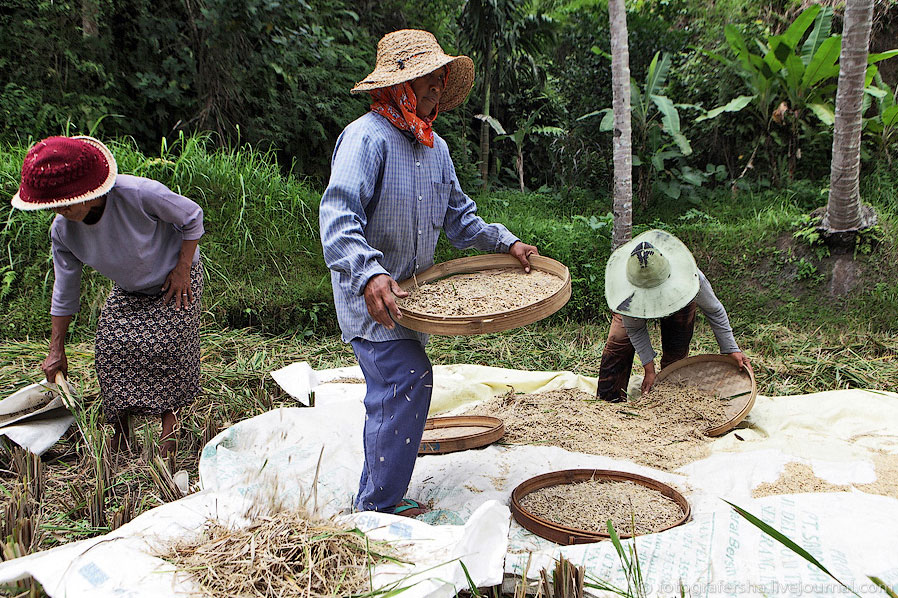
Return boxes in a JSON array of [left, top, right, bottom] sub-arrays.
[[350, 338, 433, 513]]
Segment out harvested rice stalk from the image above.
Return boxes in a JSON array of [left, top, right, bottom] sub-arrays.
[[520, 479, 684, 536], [398, 269, 563, 316], [161, 509, 405, 598]]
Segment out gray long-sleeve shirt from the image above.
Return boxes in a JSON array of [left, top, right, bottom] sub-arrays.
[[622, 270, 740, 366], [50, 175, 203, 316]]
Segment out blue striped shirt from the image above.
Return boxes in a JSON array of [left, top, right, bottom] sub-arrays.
[[320, 111, 519, 343]]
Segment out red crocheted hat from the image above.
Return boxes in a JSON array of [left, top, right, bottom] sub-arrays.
[[11, 136, 117, 211]]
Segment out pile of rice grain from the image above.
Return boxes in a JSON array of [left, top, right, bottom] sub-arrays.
[[520, 479, 684, 536], [161, 509, 403, 598], [463, 382, 734, 470], [752, 462, 849, 498], [398, 268, 563, 316], [753, 454, 898, 500]]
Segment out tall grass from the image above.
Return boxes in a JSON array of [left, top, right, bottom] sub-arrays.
[[3, 135, 898, 338]]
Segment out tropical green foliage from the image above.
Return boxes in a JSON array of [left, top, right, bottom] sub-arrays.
[[2, 0, 896, 195], [701, 4, 898, 181], [581, 52, 712, 204], [487, 110, 566, 191], [0, 0, 384, 181], [459, 0, 557, 188], [864, 74, 898, 165]]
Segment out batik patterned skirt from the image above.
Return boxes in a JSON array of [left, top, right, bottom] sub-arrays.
[[95, 261, 203, 420]]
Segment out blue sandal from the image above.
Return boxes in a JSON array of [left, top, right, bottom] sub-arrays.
[[393, 498, 427, 517]]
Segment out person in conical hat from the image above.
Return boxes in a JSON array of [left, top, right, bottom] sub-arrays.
[[11, 136, 205, 457], [597, 229, 752, 401], [319, 30, 538, 518]]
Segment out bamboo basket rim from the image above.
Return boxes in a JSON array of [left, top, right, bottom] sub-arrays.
[[653, 354, 757, 437], [510, 469, 691, 545], [418, 415, 505, 455]]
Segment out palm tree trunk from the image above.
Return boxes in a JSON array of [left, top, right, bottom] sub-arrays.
[[479, 40, 494, 192], [82, 0, 99, 37], [608, 0, 633, 249], [823, 0, 876, 232]]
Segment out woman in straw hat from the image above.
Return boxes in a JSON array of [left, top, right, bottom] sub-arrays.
[[319, 30, 538, 518], [597, 229, 752, 401], [12, 136, 204, 456]]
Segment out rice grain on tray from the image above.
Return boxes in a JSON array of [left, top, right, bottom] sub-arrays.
[[398, 268, 564, 316], [520, 479, 684, 536], [160, 509, 404, 598], [642, 380, 732, 428]]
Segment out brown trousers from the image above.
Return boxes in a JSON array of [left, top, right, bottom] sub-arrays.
[[596, 301, 697, 402]]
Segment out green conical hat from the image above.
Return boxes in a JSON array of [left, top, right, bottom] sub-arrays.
[[604, 229, 699, 318]]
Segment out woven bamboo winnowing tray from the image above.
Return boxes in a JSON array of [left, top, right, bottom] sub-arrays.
[[653, 354, 757, 436], [418, 415, 505, 455], [510, 469, 691, 545], [396, 254, 571, 335]]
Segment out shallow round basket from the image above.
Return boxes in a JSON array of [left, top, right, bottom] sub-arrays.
[[511, 469, 691, 545], [653, 354, 757, 437], [418, 415, 505, 455], [397, 254, 571, 335]]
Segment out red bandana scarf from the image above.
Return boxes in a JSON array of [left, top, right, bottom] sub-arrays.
[[369, 67, 448, 148]]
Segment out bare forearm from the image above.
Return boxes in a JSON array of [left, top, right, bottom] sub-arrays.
[[176, 239, 200, 271], [49, 315, 72, 351], [43, 315, 72, 379]]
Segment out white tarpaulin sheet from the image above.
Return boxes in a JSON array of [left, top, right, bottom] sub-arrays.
[[0, 380, 75, 456], [1, 363, 896, 597]]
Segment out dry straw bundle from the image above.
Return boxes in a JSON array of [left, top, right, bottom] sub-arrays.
[[161, 508, 405, 598]]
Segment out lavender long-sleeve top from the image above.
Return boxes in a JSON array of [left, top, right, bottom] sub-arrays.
[[622, 270, 740, 365], [50, 175, 204, 316], [319, 111, 519, 343]]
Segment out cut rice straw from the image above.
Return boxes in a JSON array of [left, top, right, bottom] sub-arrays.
[[160, 508, 406, 598]]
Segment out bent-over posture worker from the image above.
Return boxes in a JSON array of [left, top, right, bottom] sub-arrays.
[[12, 136, 204, 456], [597, 229, 752, 402]]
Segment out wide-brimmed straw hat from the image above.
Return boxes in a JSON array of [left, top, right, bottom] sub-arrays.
[[12, 136, 117, 211], [351, 29, 475, 112], [605, 229, 700, 319]]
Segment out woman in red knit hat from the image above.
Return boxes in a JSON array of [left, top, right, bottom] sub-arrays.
[[12, 136, 204, 457]]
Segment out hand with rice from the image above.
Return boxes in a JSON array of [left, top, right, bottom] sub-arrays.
[[12, 136, 204, 457]]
